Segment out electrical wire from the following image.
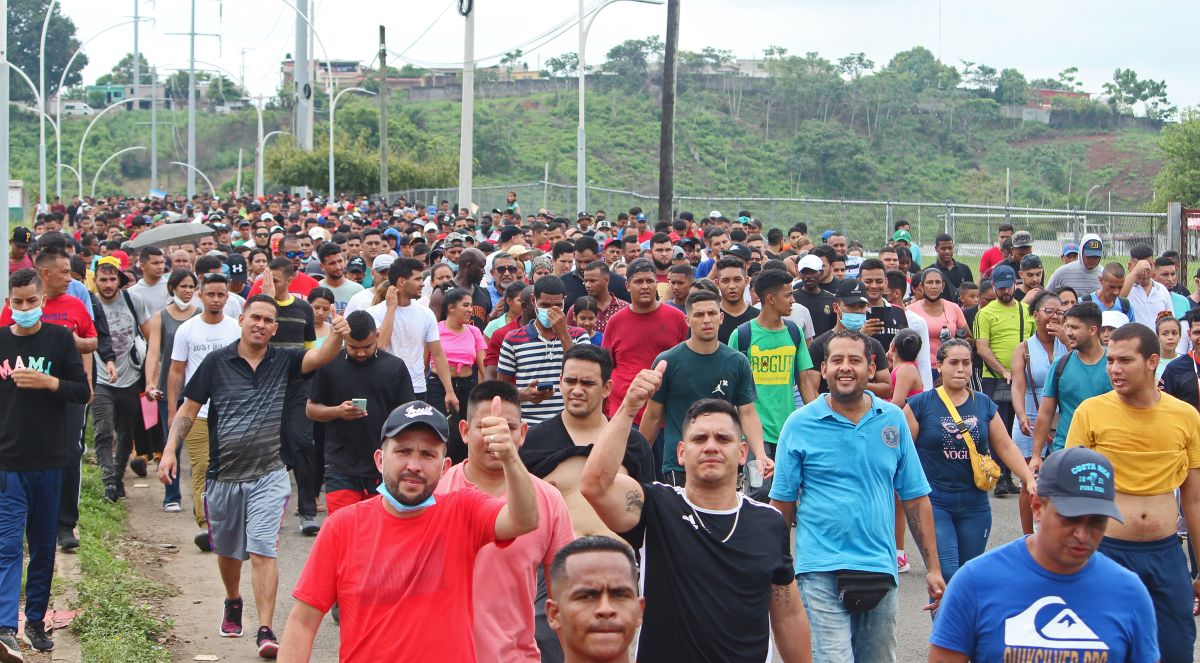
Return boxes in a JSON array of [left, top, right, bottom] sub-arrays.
[[394, 0, 455, 60]]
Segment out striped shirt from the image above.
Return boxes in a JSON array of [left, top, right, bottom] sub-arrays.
[[498, 321, 591, 424]]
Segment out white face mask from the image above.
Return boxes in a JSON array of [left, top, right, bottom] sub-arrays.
[[172, 296, 192, 311]]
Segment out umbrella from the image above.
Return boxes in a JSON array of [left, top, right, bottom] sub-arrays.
[[127, 222, 215, 250]]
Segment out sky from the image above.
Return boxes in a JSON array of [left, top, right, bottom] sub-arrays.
[[58, 0, 1196, 110]]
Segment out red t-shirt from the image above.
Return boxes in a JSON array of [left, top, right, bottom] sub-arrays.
[[979, 246, 1004, 278], [484, 318, 520, 368], [245, 271, 320, 299], [291, 490, 506, 663], [601, 303, 687, 420], [0, 294, 97, 339]]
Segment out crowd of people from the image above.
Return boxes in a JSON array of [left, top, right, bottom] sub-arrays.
[[0, 190, 1197, 663]]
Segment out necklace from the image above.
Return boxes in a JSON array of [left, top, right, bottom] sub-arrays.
[[687, 497, 742, 544]]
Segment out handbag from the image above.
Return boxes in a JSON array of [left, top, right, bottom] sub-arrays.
[[936, 386, 1001, 491], [834, 570, 896, 614], [122, 291, 147, 370]]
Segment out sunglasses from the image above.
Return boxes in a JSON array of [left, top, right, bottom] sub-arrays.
[[285, 251, 301, 259], [254, 233, 268, 239], [494, 266, 519, 274]]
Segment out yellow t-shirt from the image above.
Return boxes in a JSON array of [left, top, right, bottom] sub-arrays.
[[1066, 391, 1200, 495]]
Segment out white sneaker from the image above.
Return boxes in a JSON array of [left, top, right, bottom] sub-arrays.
[[897, 551, 911, 573], [163, 502, 182, 513]]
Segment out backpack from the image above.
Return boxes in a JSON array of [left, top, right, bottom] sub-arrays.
[[734, 320, 805, 386]]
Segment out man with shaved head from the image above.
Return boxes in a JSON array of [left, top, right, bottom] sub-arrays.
[[431, 246, 493, 329]]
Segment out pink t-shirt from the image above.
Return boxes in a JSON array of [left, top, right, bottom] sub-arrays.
[[436, 320, 486, 371], [436, 462, 575, 663], [906, 300, 969, 368]]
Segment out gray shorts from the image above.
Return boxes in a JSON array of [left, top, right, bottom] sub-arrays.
[[204, 468, 291, 561]]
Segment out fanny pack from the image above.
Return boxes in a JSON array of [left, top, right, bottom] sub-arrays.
[[834, 570, 895, 614]]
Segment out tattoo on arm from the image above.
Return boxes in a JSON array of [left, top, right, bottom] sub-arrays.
[[903, 501, 931, 564], [624, 489, 643, 517], [171, 415, 195, 448], [771, 584, 791, 605]]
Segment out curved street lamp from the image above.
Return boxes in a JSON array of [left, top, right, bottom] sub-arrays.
[[37, 0, 61, 207], [77, 97, 150, 197], [256, 130, 286, 197], [91, 146, 146, 198], [170, 161, 217, 198], [329, 87, 375, 197]]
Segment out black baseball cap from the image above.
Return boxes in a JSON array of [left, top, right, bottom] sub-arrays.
[[1019, 254, 1043, 271], [835, 279, 869, 306], [380, 401, 450, 445], [346, 256, 367, 273], [722, 243, 752, 262], [226, 254, 247, 278], [1036, 448, 1124, 523], [10, 227, 31, 247]]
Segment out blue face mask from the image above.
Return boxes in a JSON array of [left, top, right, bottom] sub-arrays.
[[11, 307, 42, 329], [376, 482, 436, 513], [536, 306, 553, 328], [841, 312, 867, 331], [523, 260, 533, 275], [447, 260, 459, 274]]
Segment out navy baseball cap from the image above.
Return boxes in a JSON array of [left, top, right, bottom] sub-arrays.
[[380, 401, 450, 445], [992, 265, 1017, 288], [835, 278, 868, 306], [1037, 448, 1123, 522]]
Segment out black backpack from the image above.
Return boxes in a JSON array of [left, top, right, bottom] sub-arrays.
[[734, 320, 806, 385]]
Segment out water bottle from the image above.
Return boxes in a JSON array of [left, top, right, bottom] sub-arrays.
[[748, 459, 763, 489], [940, 325, 951, 343]]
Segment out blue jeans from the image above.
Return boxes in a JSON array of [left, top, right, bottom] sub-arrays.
[[0, 469, 63, 628], [160, 400, 182, 506], [797, 571, 898, 663], [928, 485, 991, 582]]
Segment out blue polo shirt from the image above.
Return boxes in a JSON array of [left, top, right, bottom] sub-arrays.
[[770, 392, 930, 580]]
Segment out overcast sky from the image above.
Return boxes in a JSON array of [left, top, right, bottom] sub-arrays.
[[59, 0, 1195, 110]]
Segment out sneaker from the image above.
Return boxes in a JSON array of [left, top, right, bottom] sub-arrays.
[[103, 484, 119, 503], [163, 502, 182, 513], [129, 456, 148, 478], [194, 531, 212, 553], [116, 483, 126, 500], [256, 626, 279, 658], [0, 626, 22, 663], [897, 551, 911, 573], [57, 529, 79, 552], [220, 597, 244, 638], [299, 517, 320, 536], [22, 620, 52, 653]]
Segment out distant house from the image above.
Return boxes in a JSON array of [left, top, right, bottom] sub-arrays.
[[1030, 88, 1090, 110]]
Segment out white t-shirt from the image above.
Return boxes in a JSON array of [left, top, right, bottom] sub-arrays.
[[366, 301, 440, 392], [903, 309, 935, 391], [1127, 281, 1173, 332], [343, 287, 378, 316], [223, 292, 245, 319], [171, 315, 241, 418]]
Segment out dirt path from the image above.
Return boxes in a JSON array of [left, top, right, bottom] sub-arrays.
[[120, 467, 340, 662]]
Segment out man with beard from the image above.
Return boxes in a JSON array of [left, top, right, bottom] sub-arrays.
[[430, 247, 492, 330], [562, 237, 630, 311], [278, 399, 540, 662], [649, 233, 674, 300], [315, 243, 363, 315]]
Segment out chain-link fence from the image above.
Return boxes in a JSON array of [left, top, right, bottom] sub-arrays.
[[390, 180, 1169, 259]]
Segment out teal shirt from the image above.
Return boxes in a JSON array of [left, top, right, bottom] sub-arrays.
[[650, 342, 757, 473], [1043, 350, 1112, 451]]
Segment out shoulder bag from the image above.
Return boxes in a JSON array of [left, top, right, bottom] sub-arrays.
[[936, 386, 1000, 491]]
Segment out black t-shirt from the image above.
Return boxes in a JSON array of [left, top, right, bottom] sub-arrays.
[[0, 325, 90, 471], [619, 483, 794, 663], [719, 305, 759, 345], [467, 283, 493, 330], [309, 350, 415, 478], [934, 261, 974, 304], [1159, 354, 1200, 411], [272, 297, 316, 349], [520, 413, 655, 484], [868, 304, 908, 352], [793, 287, 837, 337], [806, 328, 890, 394]]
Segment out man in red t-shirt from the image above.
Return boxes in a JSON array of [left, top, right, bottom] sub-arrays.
[[978, 223, 1013, 278], [246, 235, 319, 298], [278, 399, 540, 663], [601, 259, 687, 421]]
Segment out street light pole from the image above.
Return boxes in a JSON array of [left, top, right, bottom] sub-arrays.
[[187, 0, 197, 198], [91, 146, 146, 197], [78, 97, 150, 198], [576, 0, 663, 214], [257, 130, 285, 198], [458, 1, 475, 212], [1, 0, 10, 296], [328, 87, 375, 197], [38, 0, 60, 209]]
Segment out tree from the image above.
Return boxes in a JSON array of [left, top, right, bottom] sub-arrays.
[[1056, 67, 1084, 92], [960, 60, 998, 94], [208, 75, 245, 103], [1102, 68, 1174, 119], [499, 49, 524, 78], [787, 120, 878, 195], [1153, 109, 1200, 208], [95, 53, 156, 86], [164, 70, 211, 103], [993, 68, 1028, 105], [6, 0, 86, 101], [836, 53, 875, 81], [602, 36, 664, 90], [544, 52, 584, 78], [884, 46, 960, 92]]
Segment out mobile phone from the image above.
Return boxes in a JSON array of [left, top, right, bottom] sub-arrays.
[[537, 383, 554, 391], [352, 398, 368, 410]]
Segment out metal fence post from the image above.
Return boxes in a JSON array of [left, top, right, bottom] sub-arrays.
[[885, 202, 893, 249]]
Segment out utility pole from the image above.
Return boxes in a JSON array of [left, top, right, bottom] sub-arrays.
[[1, 0, 10, 295], [457, 0, 475, 212], [254, 94, 264, 197], [378, 26, 388, 201], [187, 0, 196, 198], [134, 78, 171, 195], [657, 0, 680, 221], [132, 0, 140, 105], [294, 0, 312, 151]]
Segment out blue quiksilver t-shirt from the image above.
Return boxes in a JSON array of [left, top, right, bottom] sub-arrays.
[[770, 393, 930, 581], [930, 538, 1159, 663]]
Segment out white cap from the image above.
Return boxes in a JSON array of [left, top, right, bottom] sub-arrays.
[[261, 212, 274, 221], [372, 255, 396, 272], [797, 254, 824, 272], [708, 210, 722, 219], [423, 222, 438, 232], [1101, 310, 1130, 329]]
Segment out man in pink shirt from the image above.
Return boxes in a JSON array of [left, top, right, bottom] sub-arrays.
[[437, 380, 575, 662]]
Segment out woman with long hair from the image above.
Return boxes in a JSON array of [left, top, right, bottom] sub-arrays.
[[903, 339, 1035, 581], [307, 287, 336, 347], [1008, 289, 1068, 534], [428, 288, 487, 463], [907, 267, 971, 380]]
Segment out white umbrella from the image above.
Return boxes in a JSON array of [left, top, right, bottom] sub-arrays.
[[127, 222, 215, 249]]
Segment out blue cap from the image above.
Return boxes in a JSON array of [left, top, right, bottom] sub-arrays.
[[991, 264, 1016, 288], [1037, 447, 1123, 523], [636, 213, 647, 221], [427, 205, 437, 215], [821, 229, 836, 242], [1061, 243, 1079, 257]]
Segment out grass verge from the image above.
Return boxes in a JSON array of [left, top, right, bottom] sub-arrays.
[[69, 462, 174, 663]]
